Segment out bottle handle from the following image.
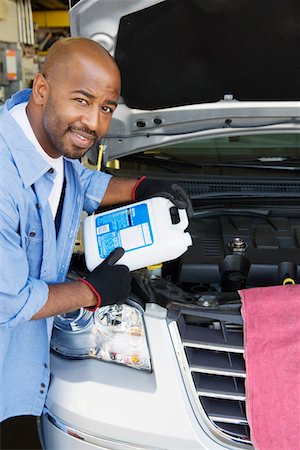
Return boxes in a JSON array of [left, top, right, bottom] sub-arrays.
[[169, 206, 189, 229]]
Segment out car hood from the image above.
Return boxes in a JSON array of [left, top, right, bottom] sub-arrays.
[[70, 0, 300, 159]]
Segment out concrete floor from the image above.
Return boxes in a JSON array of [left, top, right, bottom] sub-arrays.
[[0, 416, 41, 450]]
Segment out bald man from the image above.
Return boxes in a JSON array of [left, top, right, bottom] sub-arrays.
[[0, 38, 191, 426]]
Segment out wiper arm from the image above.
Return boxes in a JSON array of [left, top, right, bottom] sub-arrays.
[[213, 155, 300, 171], [124, 153, 201, 172], [206, 162, 300, 171], [125, 154, 300, 171]]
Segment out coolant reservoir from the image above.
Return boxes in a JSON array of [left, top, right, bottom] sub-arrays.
[[83, 197, 192, 272]]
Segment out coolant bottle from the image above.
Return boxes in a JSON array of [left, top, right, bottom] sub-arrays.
[[83, 197, 192, 272]]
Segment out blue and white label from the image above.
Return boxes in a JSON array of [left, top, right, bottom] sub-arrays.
[[95, 203, 154, 259]]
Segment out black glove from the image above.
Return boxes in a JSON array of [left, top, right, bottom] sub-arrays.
[[133, 176, 193, 218], [81, 248, 131, 310]]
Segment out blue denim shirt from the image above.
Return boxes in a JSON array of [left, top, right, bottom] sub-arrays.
[[0, 90, 112, 422]]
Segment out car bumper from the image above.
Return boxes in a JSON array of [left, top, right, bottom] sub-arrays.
[[40, 410, 158, 450], [41, 305, 250, 450]]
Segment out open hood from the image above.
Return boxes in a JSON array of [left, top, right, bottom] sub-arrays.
[[70, 0, 300, 158]]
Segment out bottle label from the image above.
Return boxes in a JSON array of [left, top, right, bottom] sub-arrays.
[[95, 203, 154, 259]]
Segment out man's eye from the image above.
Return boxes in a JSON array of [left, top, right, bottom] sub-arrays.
[[75, 98, 88, 105], [102, 106, 113, 114]]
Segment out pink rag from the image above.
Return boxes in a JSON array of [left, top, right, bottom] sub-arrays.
[[240, 284, 300, 450]]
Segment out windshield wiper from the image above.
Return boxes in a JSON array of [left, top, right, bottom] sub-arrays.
[[209, 156, 300, 171], [124, 153, 200, 173], [125, 154, 300, 171], [205, 161, 300, 171]]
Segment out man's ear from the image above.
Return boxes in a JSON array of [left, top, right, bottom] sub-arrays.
[[32, 73, 49, 106]]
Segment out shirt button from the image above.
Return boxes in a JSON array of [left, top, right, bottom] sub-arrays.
[[40, 390, 45, 394], [41, 383, 46, 388], [48, 168, 54, 174], [29, 231, 36, 237], [44, 363, 48, 368]]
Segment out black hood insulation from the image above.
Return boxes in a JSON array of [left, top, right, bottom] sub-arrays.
[[115, 0, 300, 109]]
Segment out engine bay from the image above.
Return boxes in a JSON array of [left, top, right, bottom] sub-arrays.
[[169, 209, 300, 293], [71, 206, 300, 307]]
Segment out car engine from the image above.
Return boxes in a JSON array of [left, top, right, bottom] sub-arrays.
[[177, 211, 300, 292]]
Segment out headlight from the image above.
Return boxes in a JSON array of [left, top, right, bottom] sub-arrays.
[[51, 303, 151, 371]]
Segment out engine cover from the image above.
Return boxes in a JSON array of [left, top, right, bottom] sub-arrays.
[[179, 214, 300, 289]]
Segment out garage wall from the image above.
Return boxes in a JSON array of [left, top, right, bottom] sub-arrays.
[[0, 0, 19, 42]]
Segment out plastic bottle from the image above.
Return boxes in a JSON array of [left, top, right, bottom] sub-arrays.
[[83, 197, 192, 272]]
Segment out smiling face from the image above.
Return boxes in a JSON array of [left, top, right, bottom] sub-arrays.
[[27, 38, 121, 159]]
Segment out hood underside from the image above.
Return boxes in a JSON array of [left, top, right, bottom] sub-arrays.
[[70, 0, 300, 110]]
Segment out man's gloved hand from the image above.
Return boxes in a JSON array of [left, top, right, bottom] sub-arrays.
[[80, 248, 131, 311], [132, 176, 193, 218]]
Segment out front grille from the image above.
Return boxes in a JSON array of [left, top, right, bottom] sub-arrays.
[[168, 306, 251, 444]]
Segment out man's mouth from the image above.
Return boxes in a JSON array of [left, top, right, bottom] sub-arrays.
[[68, 128, 97, 149]]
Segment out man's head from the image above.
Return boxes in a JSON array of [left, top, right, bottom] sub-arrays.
[[27, 37, 121, 159]]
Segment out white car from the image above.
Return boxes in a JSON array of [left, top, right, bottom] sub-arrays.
[[40, 1, 300, 449]]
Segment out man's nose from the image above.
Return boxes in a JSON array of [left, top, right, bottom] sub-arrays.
[[82, 105, 100, 134]]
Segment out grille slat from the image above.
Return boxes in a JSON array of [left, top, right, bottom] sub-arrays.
[[194, 373, 246, 401], [198, 390, 246, 401], [182, 323, 244, 353], [172, 309, 251, 444], [202, 397, 247, 424], [215, 422, 250, 440], [210, 416, 248, 425], [186, 347, 246, 378]]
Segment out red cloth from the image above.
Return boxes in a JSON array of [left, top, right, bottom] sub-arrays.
[[240, 284, 300, 450]]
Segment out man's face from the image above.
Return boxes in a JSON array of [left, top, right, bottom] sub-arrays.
[[40, 58, 120, 159]]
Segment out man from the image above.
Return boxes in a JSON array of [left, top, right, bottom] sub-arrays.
[[0, 37, 191, 429]]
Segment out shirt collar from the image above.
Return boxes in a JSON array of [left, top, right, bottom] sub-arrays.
[[0, 90, 79, 187], [1, 90, 50, 188]]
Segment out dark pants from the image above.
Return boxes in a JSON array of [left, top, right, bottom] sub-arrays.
[[0, 416, 41, 450]]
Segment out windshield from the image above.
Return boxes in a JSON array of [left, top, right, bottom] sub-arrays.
[[116, 133, 300, 175]]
